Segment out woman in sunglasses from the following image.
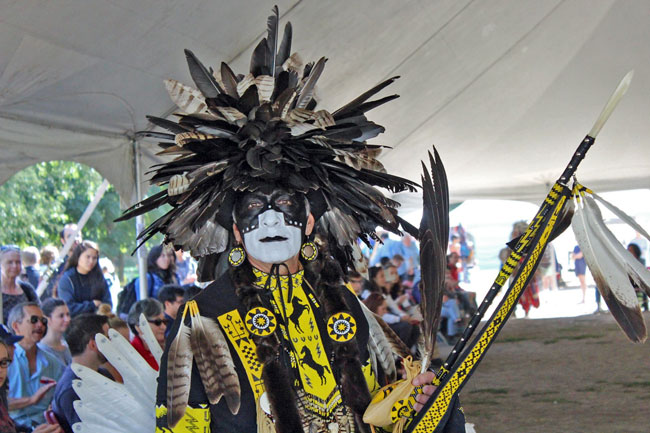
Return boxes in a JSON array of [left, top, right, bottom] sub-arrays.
[[1, 247, 39, 326], [126, 299, 165, 371], [57, 242, 111, 318]]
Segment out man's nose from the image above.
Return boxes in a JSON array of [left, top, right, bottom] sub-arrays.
[[259, 210, 283, 227]]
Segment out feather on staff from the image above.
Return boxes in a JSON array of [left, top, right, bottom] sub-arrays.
[[417, 148, 449, 373], [572, 186, 649, 342]]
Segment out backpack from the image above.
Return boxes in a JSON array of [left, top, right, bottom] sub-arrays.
[[117, 273, 153, 317]]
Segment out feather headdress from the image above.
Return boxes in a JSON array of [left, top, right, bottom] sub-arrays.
[[118, 6, 417, 277], [572, 183, 650, 342]]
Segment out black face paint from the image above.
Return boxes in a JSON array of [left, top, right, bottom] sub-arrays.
[[234, 190, 307, 234]]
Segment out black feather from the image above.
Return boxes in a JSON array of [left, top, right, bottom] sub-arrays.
[[295, 57, 327, 109], [184, 49, 223, 98], [135, 131, 176, 140], [220, 62, 239, 97], [417, 148, 449, 368], [250, 38, 271, 77], [333, 76, 400, 118], [266, 6, 279, 76], [146, 116, 190, 134], [276, 22, 292, 71]]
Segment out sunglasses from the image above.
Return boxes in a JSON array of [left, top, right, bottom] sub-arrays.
[[28, 316, 47, 326], [147, 319, 166, 327], [0, 359, 11, 368]]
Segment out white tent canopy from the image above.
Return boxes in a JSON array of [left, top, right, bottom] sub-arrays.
[[1, 0, 648, 209]]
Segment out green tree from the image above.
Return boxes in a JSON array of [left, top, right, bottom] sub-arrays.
[[0, 161, 168, 281]]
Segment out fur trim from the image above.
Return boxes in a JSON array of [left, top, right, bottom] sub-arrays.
[[263, 359, 304, 433]]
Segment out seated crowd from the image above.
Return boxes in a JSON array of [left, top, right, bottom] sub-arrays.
[[0, 223, 199, 432], [355, 234, 477, 350], [0, 224, 475, 431]]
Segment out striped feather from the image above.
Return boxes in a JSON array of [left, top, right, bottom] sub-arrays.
[[188, 305, 241, 413], [359, 300, 396, 380], [374, 312, 411, 359], [255, 75, 275, 102], [164, 79, 209, 115], [166, 315, 193, 427]]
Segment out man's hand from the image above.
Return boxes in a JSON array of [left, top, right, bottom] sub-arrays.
[[412, 371, 437, 413], [30, 381, 56, 405], [33, 424, 63, 433]]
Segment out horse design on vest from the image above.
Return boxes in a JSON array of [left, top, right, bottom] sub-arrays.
[[299, 346, 330, 385], [289, 296, 310, 333]]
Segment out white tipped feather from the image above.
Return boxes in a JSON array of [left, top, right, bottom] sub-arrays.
[[572, 196, 646, 342], [72, 329, 158, 432], [72, 421, 119, 433], [358, 300, 396, 380], [583, 196, 650, 296], [138, 313, 163, 363], [95, 329, 157, 404], [590, 191, 650, 242], [72, 365, 149, 432]]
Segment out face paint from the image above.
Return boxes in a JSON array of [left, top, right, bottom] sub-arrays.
[[234, 190, 307, 234], [234, 190, 308, 265]]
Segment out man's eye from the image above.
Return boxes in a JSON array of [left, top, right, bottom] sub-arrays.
[[247, 202, 263, 209], [277, 199, 292, 206]]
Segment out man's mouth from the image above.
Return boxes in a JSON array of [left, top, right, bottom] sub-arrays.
[[260, 236, 288, 243]]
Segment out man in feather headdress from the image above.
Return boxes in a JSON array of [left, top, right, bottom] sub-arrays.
[[119, 7, 467, 433]]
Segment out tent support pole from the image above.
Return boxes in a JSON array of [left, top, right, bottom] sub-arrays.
[[134, 139, 149, 300]]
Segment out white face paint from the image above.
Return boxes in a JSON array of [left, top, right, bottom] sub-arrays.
[[243, 209, 303, 264]]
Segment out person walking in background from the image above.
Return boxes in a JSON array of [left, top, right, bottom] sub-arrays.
[[1, 247, 39, 325], [572, 244, 588, 303], [57, 241, 111, 317], [397, 235, 419, 282], [628, 231, 648, 265], [38, 299, 72, 366], [627, 243, 648, 311]]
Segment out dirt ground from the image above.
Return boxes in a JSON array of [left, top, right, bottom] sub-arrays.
[[455, 311, 650, 433]]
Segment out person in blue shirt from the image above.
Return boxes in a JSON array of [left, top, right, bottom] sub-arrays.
[[57, 241, 111, 317], [368, 232, 401, 267], [7, 302, 64, 428], [395, 235, 420, 281]]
